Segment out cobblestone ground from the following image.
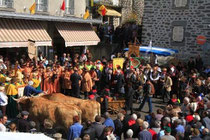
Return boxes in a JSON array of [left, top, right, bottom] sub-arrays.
[[110, 97, 167, 120]]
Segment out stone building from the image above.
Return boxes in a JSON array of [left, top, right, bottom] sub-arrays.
[[142, 0, 210, 64]]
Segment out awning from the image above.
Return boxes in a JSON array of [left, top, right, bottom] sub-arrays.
[[55, 23, 100, 47], [105, 8, 121, 17], [98, 5, 121, 17], [0, 18, 52, 48]]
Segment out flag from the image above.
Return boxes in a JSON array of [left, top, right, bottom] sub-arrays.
[[29, 2, 36, 14], [60, 0, 65, 11], [90, 0, 94, 7], [83, 9, 90, 20], [98, 5, 107, 16]]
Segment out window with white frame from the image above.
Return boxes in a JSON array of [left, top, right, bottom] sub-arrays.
[[36, 0, 48, 12], [65, 0, 74, 15], [174, 0, 188, 8], [0, 0, 13, 8], [172, 26, 184, 42]]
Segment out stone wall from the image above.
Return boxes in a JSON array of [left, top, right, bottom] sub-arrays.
[[142, 0, 210, 64], [121, 0, 144, 25]]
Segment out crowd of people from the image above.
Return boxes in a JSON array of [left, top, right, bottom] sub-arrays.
[[0, 50, 210, 140]]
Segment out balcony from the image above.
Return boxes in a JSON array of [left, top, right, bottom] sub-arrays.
[[0, 0, 13, 8], [94, 0, 121, 7]]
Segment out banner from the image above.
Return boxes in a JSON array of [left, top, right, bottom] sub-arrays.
[[28, 40, 36, 59], [128, 43, 140, 57], [113, 58, 124, 71], [130, 57, 141, 69]]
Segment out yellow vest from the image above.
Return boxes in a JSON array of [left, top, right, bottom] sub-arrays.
[[7, 84, 18, 96], [32, 78, 40, 88]]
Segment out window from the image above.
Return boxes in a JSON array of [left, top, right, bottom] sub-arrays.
[[0, 0, 13, 8], [172, 26, 184, 42], [112, 0, 119, 6], [36, 0, 48, 12], [66, 0, 74, 15], [174, 0, 188, 8]]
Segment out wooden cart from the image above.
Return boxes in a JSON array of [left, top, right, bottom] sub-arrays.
[[108, 99, 125, 114], [99, 97, 125, 114]]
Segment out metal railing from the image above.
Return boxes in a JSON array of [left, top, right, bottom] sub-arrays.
[[0, 0, 13, 8]]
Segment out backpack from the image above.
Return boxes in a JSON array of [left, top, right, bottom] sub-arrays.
[[150, 83, 155, 95]]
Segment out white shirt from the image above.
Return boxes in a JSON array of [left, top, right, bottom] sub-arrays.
[[0, 91, 8, 106], [0, 123, 6, 132], [0, 63, 7, 70]]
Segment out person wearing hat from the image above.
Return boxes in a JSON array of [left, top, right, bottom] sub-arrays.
[[6, 77, 19, 118], [0, 86, 8, 116], [89, 67, 98, 87], [82, 67, 92, 99], [160, 126, 176, 140], [70, 68, 82, 98], [17, 111, 30, 132], [23, 80, 44, 96], [43, 67, 53, 94]]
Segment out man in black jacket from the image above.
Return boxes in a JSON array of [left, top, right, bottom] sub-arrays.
[[17, 111, 30, 132], [114, 113, 124, 139], [91, 115, 106, 139], [70, 68, 81, 98], [81, 120, 96, 140], [114, 69, 125, 96], [125, 82, 134, 114]]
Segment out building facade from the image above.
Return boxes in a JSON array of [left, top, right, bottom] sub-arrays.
[[0, 0, 101, 59], [142, 0, 210, 64]]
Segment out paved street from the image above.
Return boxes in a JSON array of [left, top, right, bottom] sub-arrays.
[[132, 97, 167, 119]]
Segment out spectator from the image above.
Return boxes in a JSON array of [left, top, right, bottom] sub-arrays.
[[81, 120, 96, 140], [42, 119, 56, 137], [0, 86, 8, 116], [92, 115, 106, 139], [9, 123, 17, 132], [0, 115, 7, 132], [68, 115, 83, 140], [138, 121, 152, 140], [160, 126, 175, 140], [125, 129, 138, 140], [17, 111, 30, 132], [191, 128, 202, 140], [114, 113, 124, 139], [103, 112, 115, 130]]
